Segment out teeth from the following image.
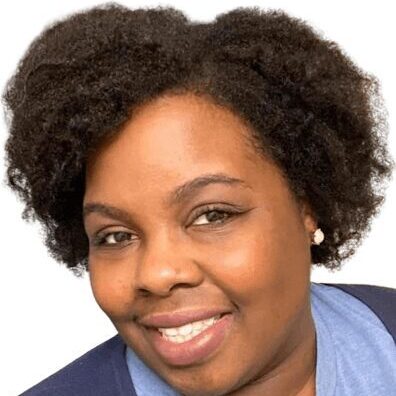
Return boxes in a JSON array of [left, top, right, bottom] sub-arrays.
[[203, 317, 216, 324], [158, 314, 221, 343], [162, 327, 179, 336], [179, 322, 193, 336]]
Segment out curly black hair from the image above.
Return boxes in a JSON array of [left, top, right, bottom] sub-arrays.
[[2, 2, 394, 277]]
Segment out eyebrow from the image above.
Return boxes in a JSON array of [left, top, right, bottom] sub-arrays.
[[83, 173, 251, 223]]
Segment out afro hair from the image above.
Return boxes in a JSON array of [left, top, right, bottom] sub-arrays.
[[2, 2, 394, 277]]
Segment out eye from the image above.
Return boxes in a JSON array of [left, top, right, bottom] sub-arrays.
[[191, 205, 240, 227], [91, 205, 243, 248], [92, 231, 134, 248]]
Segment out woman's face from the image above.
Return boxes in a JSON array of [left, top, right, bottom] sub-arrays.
[[83, 93, 317, 395]]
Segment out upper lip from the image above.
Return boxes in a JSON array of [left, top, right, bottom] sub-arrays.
[[138, 308, 232, 329]]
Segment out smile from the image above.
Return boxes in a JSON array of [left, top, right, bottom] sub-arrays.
[[144, 313, 234, 366], [158, 314, 222, 343]]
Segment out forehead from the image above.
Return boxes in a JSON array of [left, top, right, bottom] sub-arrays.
[[83, 92, 284, 206], [87, 93, 261, 172]]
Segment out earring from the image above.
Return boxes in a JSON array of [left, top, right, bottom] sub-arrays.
[[311, 228, 324, 245]]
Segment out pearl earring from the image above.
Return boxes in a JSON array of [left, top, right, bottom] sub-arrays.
[[312, 228, 324, 245]]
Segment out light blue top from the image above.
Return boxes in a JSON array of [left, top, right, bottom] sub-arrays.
[[125, 282, 396, 395]]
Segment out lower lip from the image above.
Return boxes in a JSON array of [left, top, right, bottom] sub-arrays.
[[144, 313, 234, 366]]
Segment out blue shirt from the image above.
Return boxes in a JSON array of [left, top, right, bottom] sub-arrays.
[[125, 282, 396, 395]]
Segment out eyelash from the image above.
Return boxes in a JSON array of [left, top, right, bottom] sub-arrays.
[[91, 205, 241, 248]]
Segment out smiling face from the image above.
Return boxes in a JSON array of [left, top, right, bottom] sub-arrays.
[[83, 92, 318, 395]]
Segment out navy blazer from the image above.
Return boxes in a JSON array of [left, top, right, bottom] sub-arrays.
[[20, 283, 396, 396]]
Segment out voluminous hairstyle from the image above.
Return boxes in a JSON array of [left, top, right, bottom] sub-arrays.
[[2, 3, 394, 276]]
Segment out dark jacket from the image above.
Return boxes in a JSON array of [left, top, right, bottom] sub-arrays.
[[20, 283, 396, 396]]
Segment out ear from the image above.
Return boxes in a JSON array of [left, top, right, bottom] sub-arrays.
[[298, 199, 318, 246]]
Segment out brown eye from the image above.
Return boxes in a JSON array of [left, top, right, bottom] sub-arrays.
[[92, 231, 133, 247], [192, 206, 240, 227]]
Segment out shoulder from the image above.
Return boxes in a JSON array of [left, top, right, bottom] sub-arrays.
[[311, 282, 396, 343], [311, 282, 396, 393], [20, 334, 135, 396], [321, 282, 396, 299]]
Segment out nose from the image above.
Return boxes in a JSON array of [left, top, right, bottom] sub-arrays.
[[134, 228, 203, 296]]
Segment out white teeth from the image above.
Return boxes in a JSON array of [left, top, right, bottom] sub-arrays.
[[162, 327, 179, 336], [204, 316, 216, 326], [179, 323, 193, 336], [158, 314, 221, 343], [174, 335, 185, 343]]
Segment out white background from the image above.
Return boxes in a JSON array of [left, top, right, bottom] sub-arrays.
[[0, 1, 395, 395]]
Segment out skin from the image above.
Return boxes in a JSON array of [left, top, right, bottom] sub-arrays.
[[83, 92, 318, 396]]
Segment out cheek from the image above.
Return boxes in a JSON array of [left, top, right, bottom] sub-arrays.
[[203, 216, 309, 308], [88, 265, 133, 319]]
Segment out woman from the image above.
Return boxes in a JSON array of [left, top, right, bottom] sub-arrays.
[[3, 3, 395, 395]]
